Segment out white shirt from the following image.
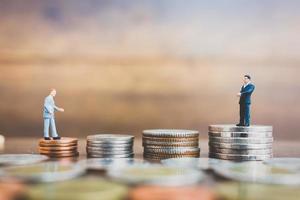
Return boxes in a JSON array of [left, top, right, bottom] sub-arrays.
[[243, 81, 251, 88]]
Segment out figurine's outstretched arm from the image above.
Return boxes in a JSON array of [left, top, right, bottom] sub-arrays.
[[240, 85, 255, 94]]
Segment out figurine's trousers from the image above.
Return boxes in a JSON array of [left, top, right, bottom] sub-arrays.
[[44, 117, 58, 137], [239, 103, 251, 125]]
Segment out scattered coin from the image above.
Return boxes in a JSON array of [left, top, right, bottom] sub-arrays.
[[0, 154, 48, 166], [1, 161, 85, 183], [212, 161, 300, 185], [161, 157, 232, 170], [129, 185, 215, 200], [26, 178, 128, 200], [108, 164, 204, 186], [263, 157, 300, 171], [216, 182, 300, 200], [83, 158, 148, 170]]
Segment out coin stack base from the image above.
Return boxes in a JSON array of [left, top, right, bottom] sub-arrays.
[[143, 129, 200, 161], [208, 124, 273, 161], [38, 137, 79, 158], [86, 134, 134, 158]]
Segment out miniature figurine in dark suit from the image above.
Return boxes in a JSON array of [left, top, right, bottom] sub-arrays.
[[236, 75, 255, 127]]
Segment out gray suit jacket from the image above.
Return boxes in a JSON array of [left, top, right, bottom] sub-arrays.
[[43, 95, 59, 118]]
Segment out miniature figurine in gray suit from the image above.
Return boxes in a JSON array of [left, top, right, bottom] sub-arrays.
[[43, 89, 64, 140]]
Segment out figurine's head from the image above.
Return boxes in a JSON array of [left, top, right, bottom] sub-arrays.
[[243, 75, 251, 84], [50, 89, 57, 97]]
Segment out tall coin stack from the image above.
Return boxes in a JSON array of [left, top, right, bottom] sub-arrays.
[[86, 134, 134, 158], [143, 129, 200, 160], [208, 125, 273, 161], [38, 137, 79, 158]]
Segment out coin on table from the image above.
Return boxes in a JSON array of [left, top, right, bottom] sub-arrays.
[[208, 131, 273, 138], [108, 164, 204, 186], [1, 161, 85, 183], [87, 134, 134, 141], [26, 178, 128, 200], [263, 157, 300, 171], [209, 142, 273, 150], [143, 136, 199, 142], [209, 148, 273, 155], [209, 124, 273, 132], [143, 129, 199, 138], [0, 154, 48, 166], [129, 185, 215, 200], [83, 158, 148, 170], [39, 146, 78, 151], [212, 161, 300, 185], [216, 182, 300, 200], [209, 152, 272, 161], [161, 157, 232, 170], [208, 137, 273, 144], [39, 137, 78, 145], [142, 140, 199, 147], [144, 147, 200, 154]]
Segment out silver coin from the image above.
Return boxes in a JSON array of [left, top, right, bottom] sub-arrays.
[[86, 146, 133, 151], [0, 161, 85, 183], [209, 152, 272, 161], [209, 142, 273, 150], [144, 147, 200, 154], [212, 162, 300, 185], [87, 153, 134, 158], [107, 164, 204, 186], [87, 150, 133, 155], [82, 158, 147, 170], [208, 131, 273, 138], [143, 140, 198, 146], [87, 134, 134, 141], [209, 124, 273, 132], [143, 153, 200, 160], [143, 129, 199, 138], [161, 157, 232, 170], [209, 147, 273, 155], [209, 136, 273, 144], [263, 157, 300, 171], [86, 142, 133, 148], [0, 154, 48, 166]]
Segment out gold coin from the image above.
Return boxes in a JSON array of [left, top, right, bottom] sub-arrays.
[[39, 137, 78, 145], [40, 152, 79, 158], [39, 142, 78, 147], [39, 146, 78, 151]]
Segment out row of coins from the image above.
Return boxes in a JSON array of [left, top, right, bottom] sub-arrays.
[[208, 124, 273, 161], [86, 134, 134, 158], [142, 129, 200, 160]]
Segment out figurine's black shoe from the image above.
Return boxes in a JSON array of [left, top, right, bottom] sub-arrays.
[[236, 123, 244, 127], [44, 137, 51, 140], [53, 136, 61, 140]]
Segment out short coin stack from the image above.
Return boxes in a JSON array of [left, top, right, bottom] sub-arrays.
[[208, 124, 273, 161], [38, 137, 79, 158], [86, 134, 134, 158], [143, 129, 200, 160]]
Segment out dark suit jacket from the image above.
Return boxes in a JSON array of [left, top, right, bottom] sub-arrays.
[[239, 83, 255, 104]]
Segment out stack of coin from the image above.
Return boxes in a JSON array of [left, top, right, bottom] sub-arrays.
[[86, 134, 134, 158], [208, 125, 273, 161], [143, 129, 200, 160], [38, 137, 79, 158]]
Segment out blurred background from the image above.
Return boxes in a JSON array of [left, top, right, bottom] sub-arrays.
[[0, 0, 299, 140]]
